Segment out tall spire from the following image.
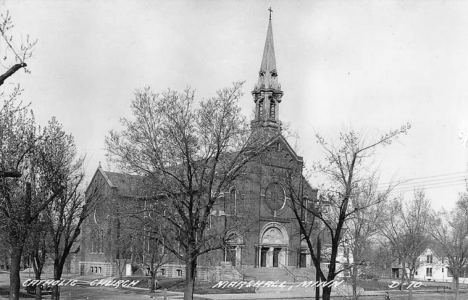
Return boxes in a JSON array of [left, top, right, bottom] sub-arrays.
[[258, 7, 278, 90], [251, 8, 283, 132]]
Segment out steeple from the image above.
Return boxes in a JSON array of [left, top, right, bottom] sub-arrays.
[[251, 8, 283, 132]]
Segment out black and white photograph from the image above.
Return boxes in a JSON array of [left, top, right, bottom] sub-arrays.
[[1, 1, 468, 300]]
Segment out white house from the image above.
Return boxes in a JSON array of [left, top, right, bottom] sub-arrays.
[[414, 248, 468, 283]]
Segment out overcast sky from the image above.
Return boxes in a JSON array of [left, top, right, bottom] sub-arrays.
[[3, 0, 468, 209]]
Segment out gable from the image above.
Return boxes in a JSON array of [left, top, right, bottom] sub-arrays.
[[418, 248, 443, 264], [261, 135, 303, 168], [85, 167, 114, 198]]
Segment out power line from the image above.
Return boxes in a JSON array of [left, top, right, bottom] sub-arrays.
[[377, 171, 468, 187], [383, 179, 466, 194], [380, 175, 467, 191], [388, 181, 466, 194], [388, 177, 467, 190]]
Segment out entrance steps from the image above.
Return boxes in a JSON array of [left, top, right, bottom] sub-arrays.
[[238, 265, 316, 282]]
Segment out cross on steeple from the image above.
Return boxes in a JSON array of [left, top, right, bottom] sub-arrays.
[[268, 7, 273, 20]]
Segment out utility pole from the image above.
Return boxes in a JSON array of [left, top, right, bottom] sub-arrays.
[[316, 232, 321, 300]]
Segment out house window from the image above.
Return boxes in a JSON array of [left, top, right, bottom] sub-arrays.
[[415, 271, 418, 275], [177, 269, 183, 277], [161, 269, 166, 276], [427, 255, 433, 263], [426, 268, 432, 277], [442, 268, 444, 273]]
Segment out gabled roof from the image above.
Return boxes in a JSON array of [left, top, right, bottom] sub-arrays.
[[264, 134, 303, 163], [103, 171, 145, 195], [86, 165, 150, 198], [418, 247, 445, 263]]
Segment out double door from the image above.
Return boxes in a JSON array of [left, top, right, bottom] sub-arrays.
[[260, 247, 282, 267]]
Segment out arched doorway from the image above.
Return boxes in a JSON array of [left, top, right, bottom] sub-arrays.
[[259, 223, 289, 268], [225, 231, 243, 266]]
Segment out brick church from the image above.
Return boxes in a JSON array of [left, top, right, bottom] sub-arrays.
[[79, 14, 329, 281]]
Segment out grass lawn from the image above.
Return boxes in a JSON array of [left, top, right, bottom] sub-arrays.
[[356, 278, 458, 291], [117, 276, 256, 294]]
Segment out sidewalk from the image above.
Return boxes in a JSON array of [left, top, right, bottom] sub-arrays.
[[199, 290, 387, 300]]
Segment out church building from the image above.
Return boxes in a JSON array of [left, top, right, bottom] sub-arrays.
[[79, 12, 323, 281]]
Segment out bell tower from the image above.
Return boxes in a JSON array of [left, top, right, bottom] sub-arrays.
[[251, 8, 283, 132]]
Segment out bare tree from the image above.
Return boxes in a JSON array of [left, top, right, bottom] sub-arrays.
[[0, 11, 36, 86], [27, 216, 52, 300], [379, 190, 431, 300], [431, 193, 468, 300], [0, 96, 68, 300], [286, 126, 410, 300], [106, 83, 263, 300], [137, 232, 171, 293], [343, 175, 387, 299], [37, 119, 100, 300]]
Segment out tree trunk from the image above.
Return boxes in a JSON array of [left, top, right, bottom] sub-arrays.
[[322, 285, 332, 300], [183, 257, 197, 300], [408, 273, 413, 300], [34, 270, 43, 300], [351, 264, 358, 299], [35, 284, 42, 300], [51, 263, 63, 300], [453, 276, 459, 300], [148, 270, 157, 293], [9, 249, 22, 300], [399, 265, 405, 291], [33, 253, 45, 300]]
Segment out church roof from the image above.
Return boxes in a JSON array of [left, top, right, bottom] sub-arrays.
[[103, 171, 147, 196], [86, 165, 151, 198]]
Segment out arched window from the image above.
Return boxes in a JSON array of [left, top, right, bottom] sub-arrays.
[[90, 230, 96, 253], [96, 230, 104, 253], [270, 101, 275, 118], [230, 188, 237, 215], [225, 231, 243, 266], [258, 99, 264, 119]]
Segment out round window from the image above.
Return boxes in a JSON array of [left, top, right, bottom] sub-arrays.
[[265, 183, 285, 212]]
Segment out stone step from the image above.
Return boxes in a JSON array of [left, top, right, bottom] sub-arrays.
[[238, 266, 319, 282]]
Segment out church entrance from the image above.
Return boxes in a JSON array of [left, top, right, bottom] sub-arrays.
[[273, 248, 281, 267], [258, 223, 289, 268], [260, 247, 268, 267]]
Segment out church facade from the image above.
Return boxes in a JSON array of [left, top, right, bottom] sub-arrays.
[[79, 14, 327, 281]]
